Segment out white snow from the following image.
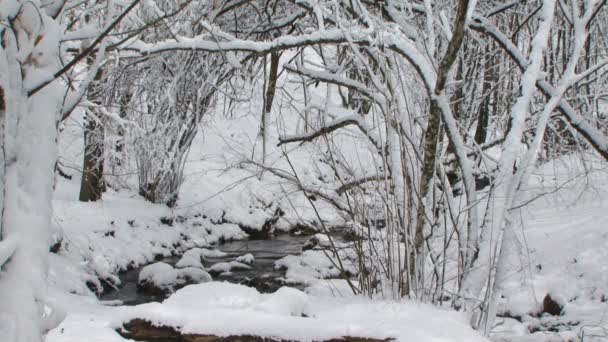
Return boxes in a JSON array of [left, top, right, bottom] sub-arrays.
[[200, 248, 228, 258], [208, 261, 251, 274], [275, 248, 355, 284], [138, 262, 179, 291], [175, 248, 205, 269], [138, 262, 212, 293], [177, 267, 213, 284], [46, 282, 488, 342], [235, 253, 255, 265], [489, 156, 608, 341]]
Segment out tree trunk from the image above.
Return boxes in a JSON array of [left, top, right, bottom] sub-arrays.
[[474, 45, 493, 145], [0, 6, 60, 340], [261, 52, 281, 165], [79, 116, 105, 201], [412, 0, 471, 297], [79, 52, 106, 202]]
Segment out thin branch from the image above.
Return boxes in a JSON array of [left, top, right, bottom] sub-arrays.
[[27, 0, 143, 97], [336, 174, 387, 195]]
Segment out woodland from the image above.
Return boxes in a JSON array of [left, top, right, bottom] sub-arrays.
[[1, 1, 608, 341]]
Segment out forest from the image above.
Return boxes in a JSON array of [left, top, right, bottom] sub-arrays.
[[1, 0, 607, 341]]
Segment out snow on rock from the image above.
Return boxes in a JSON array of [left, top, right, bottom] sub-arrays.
[[200, 248, 228, 258], [109, 282, 488, 342], [138, 262, 179, 294], [175, 248, 205, 268], [208, 261, 252, 274], [138, 262, 212, 294], [164, 282, 261, 309], [205, 222, 249, 242], [275, 249, 355, 284], [178, 267, 213, 284], [235, 253, 255, 265]]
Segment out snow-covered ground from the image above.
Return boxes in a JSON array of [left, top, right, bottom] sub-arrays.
[[50, 181, 247, 297], [47, 281, 489, 342], [491, 156, 608, 341]]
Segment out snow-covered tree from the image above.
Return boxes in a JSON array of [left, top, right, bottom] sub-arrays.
[[0, 1, 139, 340]]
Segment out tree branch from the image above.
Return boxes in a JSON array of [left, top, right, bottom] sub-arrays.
[[27, 0, 143, 97], [336, 174, 387, 195], [470, 17, 608, 161]]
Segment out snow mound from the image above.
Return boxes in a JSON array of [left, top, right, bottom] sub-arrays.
[[138, 262, 178, 292], [201, 248, 228, 258], [254, 287, 310, 316], [112, 282, 488, 342], [235, 253, 255, 265], [138, 262, 212, 293], [164, 282, 261, 309], [275, 249, 355, 284], [175, 248, 204, 268], [208, 261, 251, 274], [178, 267, 213, 284]]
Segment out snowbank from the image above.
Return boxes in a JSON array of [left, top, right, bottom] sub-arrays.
[[44, 281, 487, 342], [110, 282, 487, 341]]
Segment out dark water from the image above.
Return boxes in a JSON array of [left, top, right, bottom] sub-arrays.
[[100, 234, 312, 305]]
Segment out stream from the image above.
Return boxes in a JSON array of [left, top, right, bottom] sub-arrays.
[[100, 234, 313, 305]]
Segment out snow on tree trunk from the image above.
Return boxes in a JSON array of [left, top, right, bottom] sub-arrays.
[[460, 0, 556, 333], [0, 2, 63, 341]]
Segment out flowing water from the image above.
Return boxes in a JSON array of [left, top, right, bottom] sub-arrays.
[[100, 234, 312, 305]]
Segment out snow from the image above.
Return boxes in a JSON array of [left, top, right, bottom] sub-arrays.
[[175, 248, 204, 269], [178, 267, 213, 284], [488, 156, 608, 341], [201, 248, 228, 258], [235, 253, 255, 265], [0, 235, 18, 268], [208, 261, 251, 274], [275, 248, 356, 284], [138, 262, 179, 291], [45, 282, 488, 342], [138, 262, 212, 293]]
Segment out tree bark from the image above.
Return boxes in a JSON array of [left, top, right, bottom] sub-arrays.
[[79, 116, 105, 201], [474, 45, 493, 145], [412, 0, 471, 296], [261, 52, 281, 164], [79, 55, 106, 202]]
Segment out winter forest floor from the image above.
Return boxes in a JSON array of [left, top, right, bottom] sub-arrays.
[[43, 111, 608, 342]]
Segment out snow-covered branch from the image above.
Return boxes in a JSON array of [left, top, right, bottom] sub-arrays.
[[470, 16, 608, 160], [126, 28, 371, 55], [278, 112, 383, 153], [335, 174, 388, 195]]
